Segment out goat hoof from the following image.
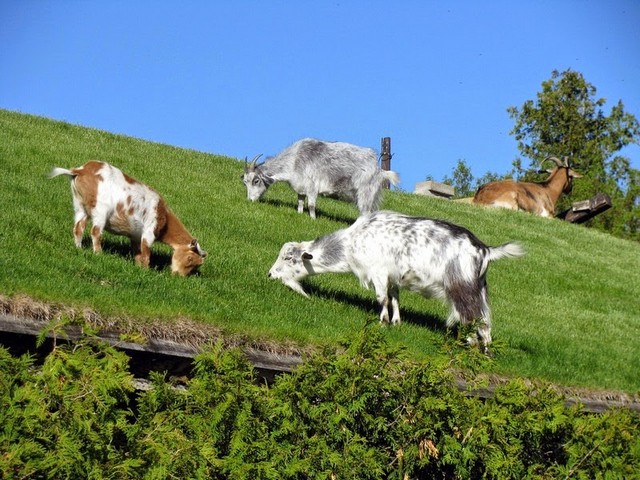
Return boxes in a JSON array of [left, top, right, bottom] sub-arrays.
[[465, 335, 479, 347]]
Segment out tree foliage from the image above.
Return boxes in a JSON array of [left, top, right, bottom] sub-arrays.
[[435, 70, 639, 240], [441, 159, 512, 199], [442, 159, 474, 198], [1, 325, 640, 478], [507, 69, 640, 240]]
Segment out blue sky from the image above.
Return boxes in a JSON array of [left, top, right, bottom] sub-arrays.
[[2, 1, 639, 192]]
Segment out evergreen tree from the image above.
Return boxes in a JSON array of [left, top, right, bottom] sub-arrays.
[[440, 160, 508, 199], [507, 69, 640, 240], [442, 159, 475, 198]]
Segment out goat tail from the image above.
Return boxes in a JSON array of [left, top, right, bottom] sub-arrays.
[[48, 167, 74, 179], [382, 170, 400, 187], [488, 242, 526, 262]]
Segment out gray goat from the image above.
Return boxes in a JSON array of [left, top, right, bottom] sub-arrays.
[[242, 138, 399, 218]]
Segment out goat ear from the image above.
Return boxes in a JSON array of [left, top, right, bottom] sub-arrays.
[[302, 252, 313, 261], [263, 174, 276, 187], [189, 239, 208, 257], [569, 169, 583, 178]]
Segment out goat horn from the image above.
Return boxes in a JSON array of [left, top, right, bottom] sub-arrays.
[[544, 156, 564, 167], [250, 153, 263, 167], [244, 154, 262, 172]]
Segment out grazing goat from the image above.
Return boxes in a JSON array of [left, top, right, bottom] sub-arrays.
[[268, 210, 525, 350], [50, 161, 207, 275], [472, 156, 582, 217], [242, 138, 400, 219]]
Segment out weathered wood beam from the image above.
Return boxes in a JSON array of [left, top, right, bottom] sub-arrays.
[[1, 314, 638, 413], [414, 181, 455, 199], [0, 314, 302, 373], [557, 192, 612, 223], [380, 137, 392, 189]]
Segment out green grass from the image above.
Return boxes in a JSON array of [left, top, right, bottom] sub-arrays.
[[1, 109, 639, 393]]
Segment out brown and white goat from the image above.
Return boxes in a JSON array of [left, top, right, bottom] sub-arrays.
[[472, 156, 582, 217], [50, 161, 207, 275]]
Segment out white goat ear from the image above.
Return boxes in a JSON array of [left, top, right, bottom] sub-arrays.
[[190, 239, 207, 257], [302, 252, 313, 261]]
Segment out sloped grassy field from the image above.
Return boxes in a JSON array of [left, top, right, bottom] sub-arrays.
[[1, 109, 639, 393]]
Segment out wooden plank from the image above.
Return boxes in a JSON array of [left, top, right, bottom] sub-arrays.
[[0, 314, 301, 371], [380, 137, 392, 189], [455, 378, 638, 414], [571, 199, 592, 212], [1, 313, 638, 413], [558, 192, 612, 223], [0, 314, 198, 357], [414, 181, 455, 198]]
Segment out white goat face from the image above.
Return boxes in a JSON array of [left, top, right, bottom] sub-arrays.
[[242, 171, 268, 202], [268, 241, 311, 297]]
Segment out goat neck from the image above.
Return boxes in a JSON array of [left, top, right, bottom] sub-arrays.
[[153, 198, 196, 248], [542, 167, 571, 205]]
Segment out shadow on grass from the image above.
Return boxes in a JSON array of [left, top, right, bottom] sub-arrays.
[[305, 283, 448, 334], [263, 198, 357, 225], [88, 238, 174, 273]]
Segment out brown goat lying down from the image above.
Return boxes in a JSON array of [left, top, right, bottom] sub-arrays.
[[473, 156, 582, 217], [50, 161, 207, 275]]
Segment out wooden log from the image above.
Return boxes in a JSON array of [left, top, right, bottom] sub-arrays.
[[414, 181, 455, 199], [380, 137, 392, 189], [1, 313, 639, 413], [0, 314, 302, 373], [557, 192, 612, 223]]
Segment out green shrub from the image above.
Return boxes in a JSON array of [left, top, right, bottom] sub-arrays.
[[1, 325, 638, 479], [0, 338, 137, 479]]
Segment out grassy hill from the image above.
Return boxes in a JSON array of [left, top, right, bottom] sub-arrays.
[[1, 109, 639, 393]]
